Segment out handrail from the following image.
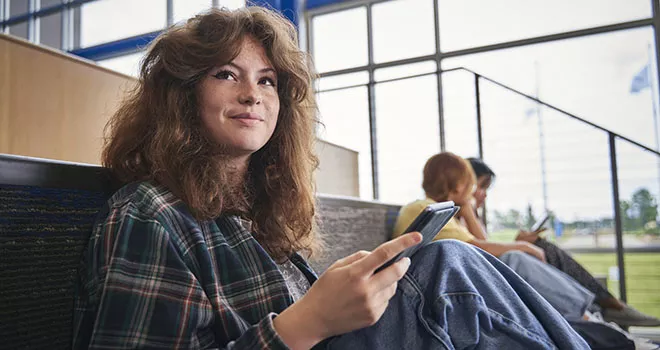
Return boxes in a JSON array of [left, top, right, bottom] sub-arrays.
[[445, 65, 660, 302], [443, 66, 660, 157], [317, 65, 660, 157]]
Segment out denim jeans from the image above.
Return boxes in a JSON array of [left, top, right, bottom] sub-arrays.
[[500, 250, 595, 321], [327, 240, 589, 349]]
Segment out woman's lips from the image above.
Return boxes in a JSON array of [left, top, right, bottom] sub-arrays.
[[230, 112, 263, 126]]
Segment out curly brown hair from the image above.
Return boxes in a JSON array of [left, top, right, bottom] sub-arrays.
[[102, 7, 320, 260], [422, 152, 476, 202]]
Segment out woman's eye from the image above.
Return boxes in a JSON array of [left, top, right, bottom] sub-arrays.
[[260, 77, 276, 87], [212, 70, 235, 80]]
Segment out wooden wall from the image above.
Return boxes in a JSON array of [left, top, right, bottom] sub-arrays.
[[0, 34, 134, 165], [0, 33, 359, 197]]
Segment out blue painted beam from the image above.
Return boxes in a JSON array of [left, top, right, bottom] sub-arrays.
[[305, 0, 349, 10], [69, 31, 161, 61], [249, 0, 300, 27]]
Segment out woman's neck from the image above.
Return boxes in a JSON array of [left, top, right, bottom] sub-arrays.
[[222, 155, 250, 198]]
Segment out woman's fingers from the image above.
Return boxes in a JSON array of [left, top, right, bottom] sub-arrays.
[[356, 232, 421, 275], [371, 257, 410, 291], [331, 250, 370, 269]]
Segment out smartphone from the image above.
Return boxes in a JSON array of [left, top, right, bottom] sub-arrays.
[[530, 213, 549, 233], [375, 201, 459, 273]]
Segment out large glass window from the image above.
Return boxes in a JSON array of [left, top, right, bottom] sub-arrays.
[[173, 0, 213, 24], [8, 0, 28, 17], [312, 7, 368, 73], [372, 0, 435, 64], [375, 75, 440, 204], [441, 70, 479, 158], [317, 86, 373, 199], [317, 71, 369, 91], [80, 0, 166, 47], [438, 0, 652, 51], [373, 60, 436, 82], [98, 51, 145, 77], [39, 0, 64, 49], [8, 0, 29, 40]]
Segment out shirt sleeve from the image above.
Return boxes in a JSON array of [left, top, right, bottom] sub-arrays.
[[434, 218, 475, 243], [80, 203, 290, 350]]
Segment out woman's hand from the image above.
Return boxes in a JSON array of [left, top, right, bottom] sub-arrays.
[[458, 201, 474, 215], [515, 228, 546, 243], [274, 232, 422, 350], [515, 241, 546, 262]]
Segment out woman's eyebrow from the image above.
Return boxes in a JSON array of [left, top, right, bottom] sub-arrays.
[[223, 62, 276, 75]]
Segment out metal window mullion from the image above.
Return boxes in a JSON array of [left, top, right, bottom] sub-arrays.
[[366, 3, 378, 200], [72, 1, 80, 49], [61, 0, 70, 50], [28, 0, 38, 42], [166, 0, 173, 26], [608, 133, 627, 302], [652, 0, 660, 153], [433, 0, 445, 152], [367, 78, 379, 200], [305, 11, 313, 55], [1, 0, 6, 33], [475, 74, 484, 159], [473, 73, 490, 228]]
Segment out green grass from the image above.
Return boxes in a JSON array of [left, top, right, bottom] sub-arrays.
[[572, 253, 660, 319], [488, 229, 660, 319], [489, 229, 520, 243]]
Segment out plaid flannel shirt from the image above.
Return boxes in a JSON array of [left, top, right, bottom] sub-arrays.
[[73, 181, 318, 349]]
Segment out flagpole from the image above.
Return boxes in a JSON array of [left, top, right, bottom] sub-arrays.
[[535, 61, 549, 214], [647, 44, 660, 205]]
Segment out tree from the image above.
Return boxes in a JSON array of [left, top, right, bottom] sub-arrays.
[[631, 188, 658, 228], [619, 188, 658, 233], [620, 200, 637, 231], [493, 209, 522, 229]]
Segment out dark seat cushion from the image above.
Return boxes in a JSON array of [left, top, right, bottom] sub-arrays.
[[0, 184, 110, 349]]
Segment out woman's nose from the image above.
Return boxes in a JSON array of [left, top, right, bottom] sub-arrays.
[[238, 83, 261, 105]]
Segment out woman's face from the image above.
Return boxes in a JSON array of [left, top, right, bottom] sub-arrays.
[[198, 36, 280, 163], [473, 175, 492, 209]]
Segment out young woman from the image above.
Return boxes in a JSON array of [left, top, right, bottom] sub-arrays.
[[467, 157, 660, 328], [73, 8, 587, 349], [393, 152, 597, 321]]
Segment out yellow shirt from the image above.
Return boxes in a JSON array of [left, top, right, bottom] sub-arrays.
[[392, 199, 475, 243]]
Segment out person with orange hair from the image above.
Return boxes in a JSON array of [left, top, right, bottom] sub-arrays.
[[394, 152, 597, 321]]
